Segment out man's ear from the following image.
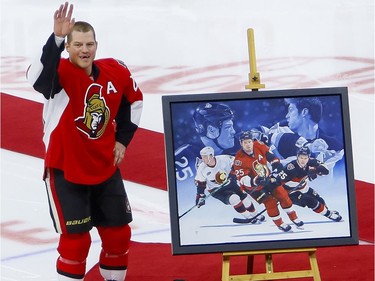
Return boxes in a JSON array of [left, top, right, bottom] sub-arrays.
[[206, 125, 219, 139], [301, 108, 309, 118], [65, 42, 70, 53]]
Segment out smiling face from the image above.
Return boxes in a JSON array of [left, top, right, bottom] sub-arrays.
[[65, 30, 97, 75]]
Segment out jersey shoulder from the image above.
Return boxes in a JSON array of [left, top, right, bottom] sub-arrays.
[[95, 58, 130, 73], [285, 160, 298, 171], [253, 140, 269, 155], [307, 158, 321, 166], [216, 154, 234, 161]]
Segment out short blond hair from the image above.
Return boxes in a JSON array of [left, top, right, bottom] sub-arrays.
[[67, 21, 96, 43]]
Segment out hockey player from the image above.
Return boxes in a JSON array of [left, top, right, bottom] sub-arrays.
[[232, 131, 303, 232], [280, 147, 342, 221], [175, 102, 237, 184], [267, 97, 344, 167], [193, 103, 238, 155], [194, 146, 265, 223], [26, 3, 142, 281]]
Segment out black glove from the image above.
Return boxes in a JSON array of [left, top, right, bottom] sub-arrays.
[[308, 168, 318, 180], [195, 193, 206, 207], [271, 161, 283, 174], [254, 176, 269, 187]]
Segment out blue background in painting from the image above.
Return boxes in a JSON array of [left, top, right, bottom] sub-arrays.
[[170, 95, 344, 151]]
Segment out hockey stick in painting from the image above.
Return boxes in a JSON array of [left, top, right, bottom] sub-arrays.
[[178, 178, 232, 219], [288, 175, 309, 192], [232, 207, 268, 224]]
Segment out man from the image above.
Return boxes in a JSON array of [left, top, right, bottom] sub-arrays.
[[285, 97, 342, 151], [174, 102, 237, 183], [193, 102, 237, 155], [26, 3, 143, 281], [232, 131, 303, 232], [268, 97, 344, 167], [280, 147, 342, 221], [194, 146, 265, 224]]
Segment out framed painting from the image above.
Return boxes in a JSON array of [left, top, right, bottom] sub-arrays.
[[162, 87, 358, 255]]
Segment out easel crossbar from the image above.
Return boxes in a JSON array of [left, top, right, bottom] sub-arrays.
[[222, 248, 316, 256], [226, 270, 316, 281]]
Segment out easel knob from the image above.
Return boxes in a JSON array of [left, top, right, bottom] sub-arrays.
[[245, 28, 265, 90]]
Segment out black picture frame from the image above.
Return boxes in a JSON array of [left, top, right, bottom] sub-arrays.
[[162, 87, 358, 255]]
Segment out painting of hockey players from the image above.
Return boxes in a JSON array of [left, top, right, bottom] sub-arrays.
[[164, 88, 357, 254]]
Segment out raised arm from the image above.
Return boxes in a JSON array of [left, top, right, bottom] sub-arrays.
[[27, 2, 75, 99]]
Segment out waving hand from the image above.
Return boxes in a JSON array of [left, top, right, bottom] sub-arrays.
[[54, 2, 75, 37]]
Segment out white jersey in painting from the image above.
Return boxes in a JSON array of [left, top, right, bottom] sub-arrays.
[[195, 155, 234, 192]]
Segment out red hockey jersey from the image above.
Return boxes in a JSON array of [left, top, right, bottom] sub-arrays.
[[232, 141, 272, 184], [27, 34, 143, 184]]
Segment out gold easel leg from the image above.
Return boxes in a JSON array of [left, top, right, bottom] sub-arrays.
[[265, 253, 274, 273], [309, 251, 321, 281], [222, 255, 230, 281]]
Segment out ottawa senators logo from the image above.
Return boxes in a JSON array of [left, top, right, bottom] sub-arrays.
[[252, 160, 269, 178], [75, 83, 110, 139]]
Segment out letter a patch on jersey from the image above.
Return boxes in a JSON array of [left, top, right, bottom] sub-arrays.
[[107, 81, 118, 94]]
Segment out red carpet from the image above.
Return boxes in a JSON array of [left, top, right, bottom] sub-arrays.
[[85, 242, 373, 281], [356, 180, 374, 243], [1, 93, 374, 280], [0, 93, 167, 189]]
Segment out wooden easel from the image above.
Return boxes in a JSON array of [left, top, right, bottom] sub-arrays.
[[220, 29, 321, 281], [222, 248, 321, 281]]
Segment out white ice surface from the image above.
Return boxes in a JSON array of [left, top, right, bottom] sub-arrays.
[[0, 149, 170, 280]]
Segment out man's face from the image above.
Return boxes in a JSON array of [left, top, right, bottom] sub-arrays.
[[201, 154, 214, 166], [286, 103, 302, 131], [216, 119, 236, 149], [297, 154, 309, 167], [241, 139, 254, 155], [66, 30, 97, 75]]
